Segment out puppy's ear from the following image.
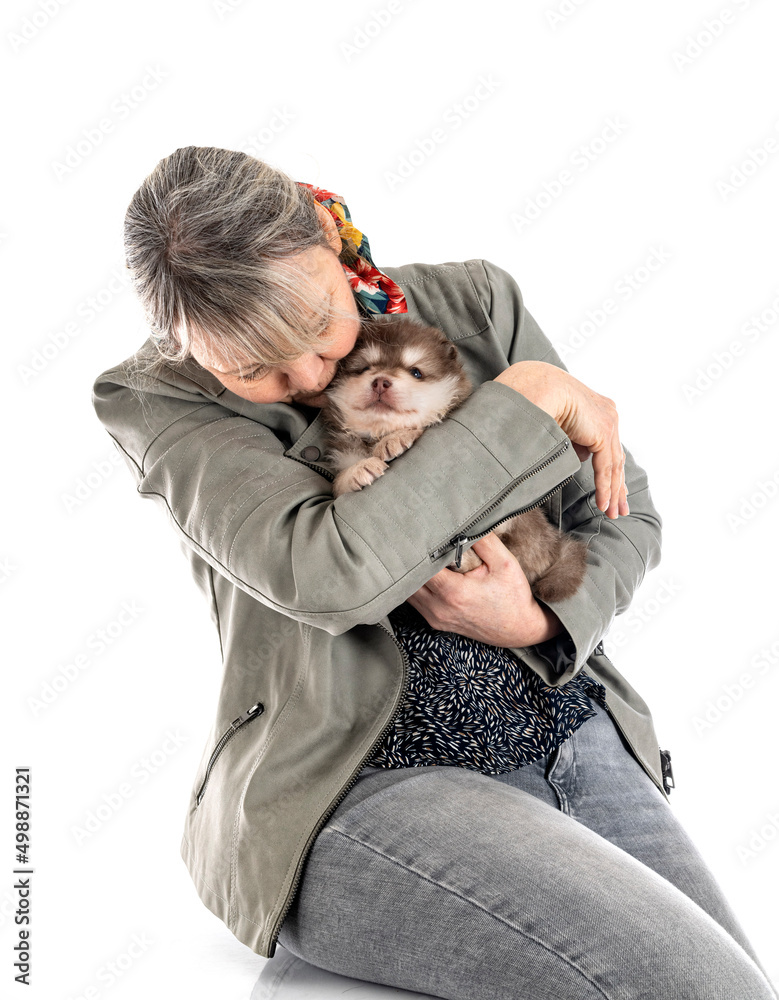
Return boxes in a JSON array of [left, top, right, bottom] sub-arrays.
[[432, 332, 461, 367], [355, 321, 373, 343]]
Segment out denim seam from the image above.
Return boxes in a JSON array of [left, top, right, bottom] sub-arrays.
[[326, 826, 613, 999]]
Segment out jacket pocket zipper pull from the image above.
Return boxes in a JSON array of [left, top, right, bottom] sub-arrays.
[[454, 535, 468, 569], [196, 701, 265, 806], [232, 702, 264, 727]]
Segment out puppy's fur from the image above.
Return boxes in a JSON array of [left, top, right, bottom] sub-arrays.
[[322, 316, 587, 603]]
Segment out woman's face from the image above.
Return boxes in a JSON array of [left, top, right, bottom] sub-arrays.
[[190, 241, 362, 408]]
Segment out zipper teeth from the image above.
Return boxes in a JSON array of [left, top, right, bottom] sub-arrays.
[[307, 463, 334, 482], [196, 705, 264, 807], [614, 710, 666, 798], [588, 645, 667, 798], [290, 452, 335, 482], [460, 473, 575, 550], [431, 439, 576, 560], [599, 699, 666, 798], [268, 620, 409, 953]]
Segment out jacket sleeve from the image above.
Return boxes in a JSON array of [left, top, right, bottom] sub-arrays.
[[93, 349, 581, 638], [478, 259, 663, 682]]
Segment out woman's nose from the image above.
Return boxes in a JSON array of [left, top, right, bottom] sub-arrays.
[[286, 353, 325, 390]]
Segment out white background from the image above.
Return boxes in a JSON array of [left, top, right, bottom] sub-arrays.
[[3, 1, 778, 997]]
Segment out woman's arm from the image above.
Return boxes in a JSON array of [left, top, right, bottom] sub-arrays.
[[446, 260, 663, 682], [94, 257, 659, 657], [92, 336, 581, 637]]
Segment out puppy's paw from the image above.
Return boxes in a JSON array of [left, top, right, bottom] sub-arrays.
[[372, 428, 424, 462], [333, 457, 389, 496]]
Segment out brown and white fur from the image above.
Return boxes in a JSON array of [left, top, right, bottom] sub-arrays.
[[322, 316, 587, 604]]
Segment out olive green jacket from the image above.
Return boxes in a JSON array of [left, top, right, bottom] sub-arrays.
[[92, 258, 664, 958]]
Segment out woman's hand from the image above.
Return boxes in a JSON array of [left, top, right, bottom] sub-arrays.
[[407, 534, 565, 647], [494, 361, 629, 520]]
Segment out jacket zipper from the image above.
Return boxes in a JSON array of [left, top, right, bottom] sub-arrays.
[[302, 462, 335, 481], [601, 699, 668, 799], [588, 645, 669, 799], [290, 448, 336, 482], [296, 439, 576, 562], [267, 620, 409, 954], [431, 439, 577, 567], [196, 702, 265, 807]]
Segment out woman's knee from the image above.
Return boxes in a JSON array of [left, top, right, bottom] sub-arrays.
[[278, 767, 775, 1000]]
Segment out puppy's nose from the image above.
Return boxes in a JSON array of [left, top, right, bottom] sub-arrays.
[[372, 376, 392, 393]]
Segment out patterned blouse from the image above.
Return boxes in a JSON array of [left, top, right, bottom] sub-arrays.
[[365, 603, 607, 776]]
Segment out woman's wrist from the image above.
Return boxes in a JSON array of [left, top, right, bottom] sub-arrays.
[[493, 361, 562, 421], [509, 600, 565, 646], [535, 602, 565, 643]]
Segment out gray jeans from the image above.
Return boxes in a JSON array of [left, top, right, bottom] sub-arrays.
[[277, 702, 776, 999]]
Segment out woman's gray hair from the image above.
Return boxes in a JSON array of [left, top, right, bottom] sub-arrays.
[[124, 146, 358, 379]]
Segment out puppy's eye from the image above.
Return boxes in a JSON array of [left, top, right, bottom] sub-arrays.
[[410, 367, 423, 379]]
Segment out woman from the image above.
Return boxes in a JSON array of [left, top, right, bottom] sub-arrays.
[[92, 146, 775, 999]]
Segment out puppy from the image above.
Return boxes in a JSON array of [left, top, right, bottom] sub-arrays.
[[322, 316, 587, 603]]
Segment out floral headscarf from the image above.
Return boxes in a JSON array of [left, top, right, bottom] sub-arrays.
[[297, 182, 408, 316]]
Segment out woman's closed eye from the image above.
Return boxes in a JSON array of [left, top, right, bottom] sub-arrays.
[[237, 321, 335, 383], [238, 364, 270, 383]]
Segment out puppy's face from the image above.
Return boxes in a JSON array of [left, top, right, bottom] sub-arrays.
[[326, 318, 471, 438]]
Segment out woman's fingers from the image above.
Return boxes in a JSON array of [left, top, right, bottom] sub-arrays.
[[607, 409, 625, 518], [594, 435, 628, 518], [467, 532, 512, 567], [494, 362, 631, 519], [619, 443, 629, 515], [573, 390, 627, 520], [406, 532, 544, 645]]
